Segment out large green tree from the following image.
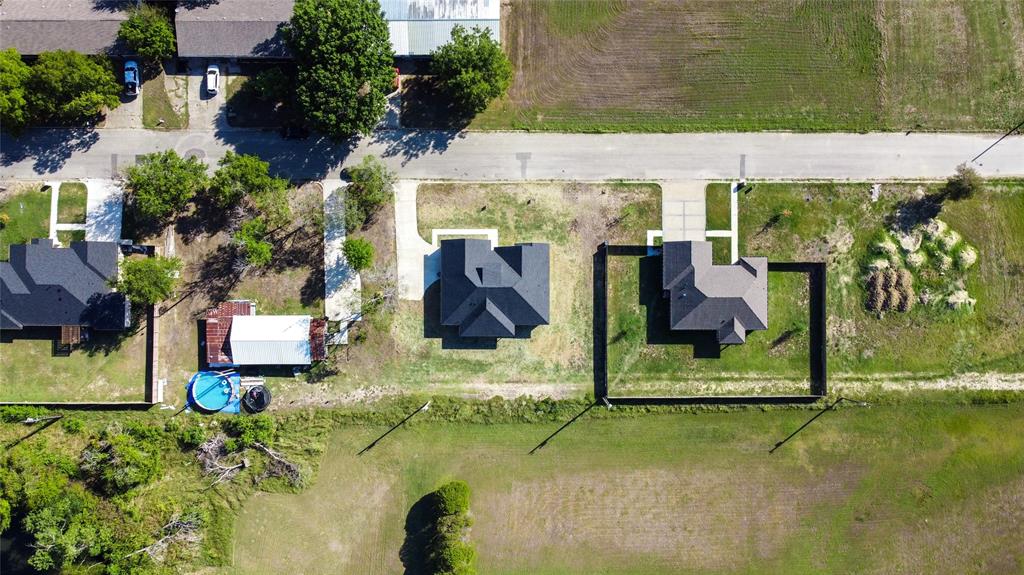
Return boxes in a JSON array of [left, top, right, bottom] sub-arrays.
[[26, 51, 120, 123], [118, 4, 176, 60], [210, 151, 292, 228], [344, 155, 395, 231], [0, 48, 32, 133], [287, 0, 395, 138], [233, 217, 273, 268], [116, 256, 182, 305], [431, 25, 512, 115], [125, 150, 209, 220]]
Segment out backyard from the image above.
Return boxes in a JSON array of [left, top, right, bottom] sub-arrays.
[[468, 0, 1024, 132], [231, 403, 1024, 575]]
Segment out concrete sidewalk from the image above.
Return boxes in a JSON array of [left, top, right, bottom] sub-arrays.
[[323, 180, 362, 332]]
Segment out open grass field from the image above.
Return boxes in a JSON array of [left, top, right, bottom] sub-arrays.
[[304, 182, 660, 401], [0, 184, 49, 261], [230, 403, 1024, 574], [470, 0, 1024, 132], [57, 182, 87, 224], [737, 181, 1024, 376]]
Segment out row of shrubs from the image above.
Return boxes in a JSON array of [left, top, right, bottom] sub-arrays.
[[426, 480, 477, 575]]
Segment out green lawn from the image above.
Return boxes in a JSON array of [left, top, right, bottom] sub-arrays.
[[57, 182, 87, 224], [231, 404, 1024, 574], [143, 68, 188, 129], [0, 329, 147, 402], [0, 184, 50, 261], [705, 184, 731, 231], [470, 0, 1024, 132]]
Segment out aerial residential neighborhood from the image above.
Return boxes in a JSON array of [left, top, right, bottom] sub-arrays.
[[0, 1, 1022, 574]]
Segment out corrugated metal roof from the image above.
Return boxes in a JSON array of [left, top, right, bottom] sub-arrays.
[[400, 19, 499, 56], [229, 315, 312, 365], [380, 0, 500, 21]]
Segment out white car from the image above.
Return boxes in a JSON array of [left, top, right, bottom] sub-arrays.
[[124, 60, 139, 97], [206, 64, 220, 96]]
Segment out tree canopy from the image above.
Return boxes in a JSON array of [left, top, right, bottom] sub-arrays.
[[118, 5, 176, 60], [342, 237, 375, 271], [125, 150, 210, 221], [344, 155, 395, 231], [431, 25, 512, 115], [26, 51, 120, 123], [0, 48, 32, 133], [233, 217, 274, 268], [287, 0, 395, 137], [116, 256, 182, 305]]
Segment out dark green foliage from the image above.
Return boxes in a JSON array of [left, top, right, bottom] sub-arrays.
[[433, 480, 470, 517], [0, 48, 32, 133], [118, 4, 176, 60], [233, 217, 273, 268], [431, 25, 512, 115], [342, 237, 374, 271], [222, 415, 275, 450], [248, 67, 291, 103], [26, 50, 120, 123], [60, 417, 84, 435], [421, 480, 477, 575], [344, 155, 395, 232], [287, 0, 395, 137], [125, 150, 210, 221], [177, 425, 208, 449], [0, 497, 10, 533], [943, 163, 984, 201], [210, 151, 287, 211], [79, 423, 163, 496], [116, 256, 182, 305], [0, 405, 50, 423]]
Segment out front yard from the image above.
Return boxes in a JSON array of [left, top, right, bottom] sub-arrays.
[[0, 183, 49, 260]]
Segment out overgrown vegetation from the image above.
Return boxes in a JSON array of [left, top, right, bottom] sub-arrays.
[[344, 155, 395, 232], [232, 217, 273, 268], [116, 255, 182, 305], [125, 150, 209, 222], [118, 4, 176, 61], [286, 0, 395, 137], [432, 25, 512, 116]]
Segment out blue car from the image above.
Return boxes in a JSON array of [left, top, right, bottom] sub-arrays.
[[124, 60, 139, 96]]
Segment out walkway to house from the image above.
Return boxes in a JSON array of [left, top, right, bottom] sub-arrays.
[[395, 180, 437, 301], [83, 179, 123, 242], [323, 180, 362, 342], [661, 181, 706, 242], [45, 180, 69, 242]]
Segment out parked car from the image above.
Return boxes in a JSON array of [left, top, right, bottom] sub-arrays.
[[206, 64, 220, 96], [124, 60, 139, 96]]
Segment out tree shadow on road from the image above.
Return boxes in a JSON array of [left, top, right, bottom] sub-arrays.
[[0, 127, 100, 175]]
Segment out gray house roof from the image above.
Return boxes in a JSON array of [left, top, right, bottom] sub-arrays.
[[0, 0, 131, 56], [174, 0, 500, 58], [440, 239, 549, 338], [662, 241, 768, 344], [1, 239, 129, 331]]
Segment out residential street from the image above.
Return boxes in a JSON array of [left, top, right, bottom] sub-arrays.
[[1, 128, 1022, 182]]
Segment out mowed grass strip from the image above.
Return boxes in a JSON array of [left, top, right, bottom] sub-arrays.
[[57, 182, 88, 224], [472, 0, 1024, 132], [0, 184, 50, 261], [231, 404, 1024, 574]]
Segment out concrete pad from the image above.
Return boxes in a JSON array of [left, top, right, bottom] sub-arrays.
[[83, 179, 123, 242], [323, 180, 362, 330]]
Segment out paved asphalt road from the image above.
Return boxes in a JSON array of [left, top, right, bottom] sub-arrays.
[[1, 128, 1022, 181]]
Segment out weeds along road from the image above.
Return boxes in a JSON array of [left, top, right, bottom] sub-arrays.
[[2, 128, 1023, 182]]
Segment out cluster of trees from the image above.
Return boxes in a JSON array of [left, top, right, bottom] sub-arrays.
[[284, 0, 511, 136], [423, 480, 477, 575], [0, 48, 120, 132]]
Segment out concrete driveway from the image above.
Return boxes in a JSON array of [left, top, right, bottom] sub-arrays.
[[103, 91, 143, 129], [186, 59, 228, 131]]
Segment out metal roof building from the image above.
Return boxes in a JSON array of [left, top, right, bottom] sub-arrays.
[[204, 300, 326, 367], [174, 0, 500, 59], [662, 241, 768, 344], [0, 0, 132, 56]]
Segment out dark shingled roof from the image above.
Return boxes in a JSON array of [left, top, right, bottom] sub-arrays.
[[440, 239, 549, 338], [1, 239, 129, 331], [662, 241, 768, 344], [0, 0, 132, 56], [173, 0, 293, 58]]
